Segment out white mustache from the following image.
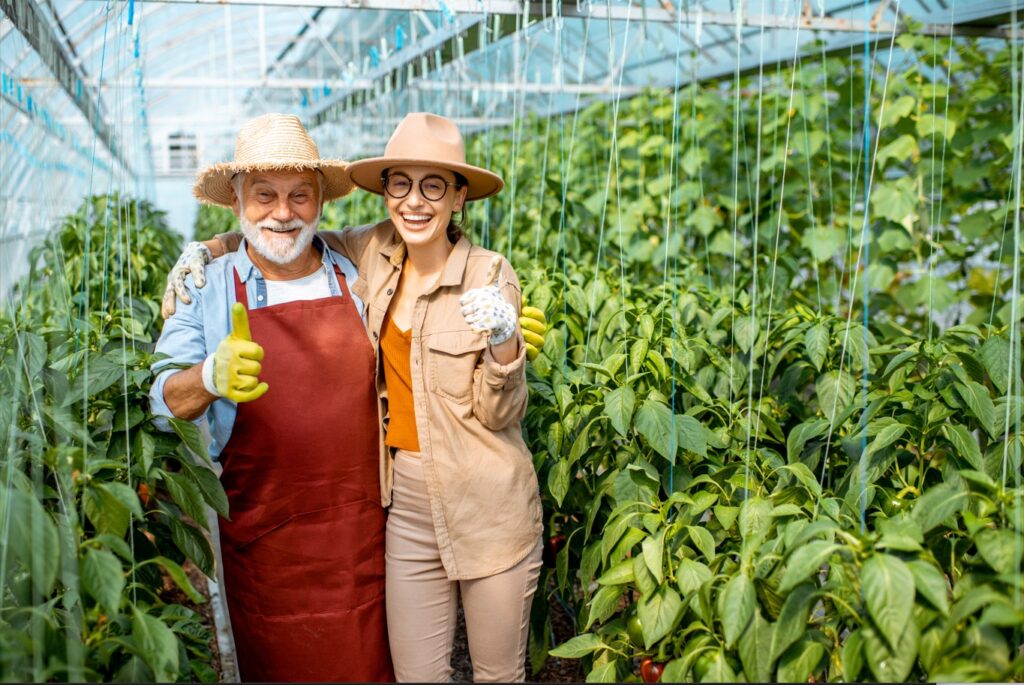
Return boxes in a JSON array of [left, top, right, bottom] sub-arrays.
[[259, 219, 305, 233]]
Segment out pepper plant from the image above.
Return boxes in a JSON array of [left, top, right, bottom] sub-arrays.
[[1, 195, 227, 681]]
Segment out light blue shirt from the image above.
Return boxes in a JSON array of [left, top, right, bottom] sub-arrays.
[[149, 235, 364, 458]]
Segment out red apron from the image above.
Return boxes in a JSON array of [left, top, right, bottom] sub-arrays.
[[217, 265, 392, 683]]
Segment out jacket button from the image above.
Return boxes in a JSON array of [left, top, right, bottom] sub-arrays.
[[386, 288, 394, 295], [373, 331, 378, 339]]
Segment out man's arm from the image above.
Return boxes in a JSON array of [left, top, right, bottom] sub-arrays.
[[163, 364, 218, 420]]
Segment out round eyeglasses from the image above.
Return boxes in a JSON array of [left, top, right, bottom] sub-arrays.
[[382, 172, 460, 202]]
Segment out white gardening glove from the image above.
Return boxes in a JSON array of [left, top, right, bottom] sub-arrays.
[[161, 241, 213, 319], [460, 256, 517, 346]]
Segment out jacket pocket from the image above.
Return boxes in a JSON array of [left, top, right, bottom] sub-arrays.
[[427, 331, 487, 403]]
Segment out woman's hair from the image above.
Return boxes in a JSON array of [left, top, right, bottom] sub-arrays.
[[447, 172, 469, 244]]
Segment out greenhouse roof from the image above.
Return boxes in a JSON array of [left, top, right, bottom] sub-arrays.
[[1, 0, 1017, 183]]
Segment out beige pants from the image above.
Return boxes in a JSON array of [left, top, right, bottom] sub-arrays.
[[386, 450, 543, 682]]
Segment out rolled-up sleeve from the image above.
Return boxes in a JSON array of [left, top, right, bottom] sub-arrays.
[[471, 272, 527, 431], [149, 282, 209, 428]]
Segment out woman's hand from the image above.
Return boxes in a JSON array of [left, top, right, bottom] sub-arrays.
[[161, 241, 213, 319], [459, 256, 517, 346]]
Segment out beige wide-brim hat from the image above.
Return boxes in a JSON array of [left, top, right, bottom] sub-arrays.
[[193, 113, 353, 207], [346, 113, 503, 202]]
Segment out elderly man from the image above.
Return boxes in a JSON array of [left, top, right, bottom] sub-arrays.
[[150, 114, 392, 682]]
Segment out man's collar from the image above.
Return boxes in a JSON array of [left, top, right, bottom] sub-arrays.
[[231, 233, 332, 282]]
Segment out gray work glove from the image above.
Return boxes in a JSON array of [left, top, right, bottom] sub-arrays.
[[161, 241, 212, 319]]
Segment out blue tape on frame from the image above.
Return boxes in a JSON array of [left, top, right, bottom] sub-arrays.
[[369, 46, 379, 68], [396, 25, 404, 51], [127, 0, 134, 25], [134, 35, 140, 58], [77, 79, 82, 98]]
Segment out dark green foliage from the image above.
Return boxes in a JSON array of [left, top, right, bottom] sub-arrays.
[[1, 195, 226, 681]]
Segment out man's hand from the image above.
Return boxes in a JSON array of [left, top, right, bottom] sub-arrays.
[[460, 257, 517, 346], [520, 299, 547, 362], [211, 304, 269, 402], [161, 242, 213, 319]]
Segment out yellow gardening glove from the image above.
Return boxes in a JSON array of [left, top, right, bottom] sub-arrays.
[[213, 303, 269, 402], [520, 296, 547, 362]]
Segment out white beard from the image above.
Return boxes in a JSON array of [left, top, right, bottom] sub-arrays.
[[240, 214, 319, 265]]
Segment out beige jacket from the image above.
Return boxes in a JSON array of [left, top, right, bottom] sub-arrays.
[[215, 223, 542, 580]]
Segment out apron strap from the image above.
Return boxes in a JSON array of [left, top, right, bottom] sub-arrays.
[[233, 267, 249, 308]]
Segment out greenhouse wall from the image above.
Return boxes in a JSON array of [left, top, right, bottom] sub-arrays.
[[2, 0, 1023, 682]]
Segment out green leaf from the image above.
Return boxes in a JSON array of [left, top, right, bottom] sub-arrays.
[[917, 113, 957, 141], [979, 336, 1011, 394], [864, 622, 918, 682], [956, 381, 997, 438], [687, 525, 716, 562], [801, 228, 846, 263], [803, 324, 829, 370], [549, 633, 607, 658], [686, 204, 722, 237], [779, 541, 841, 592], [152, 556, 205, 604], [0, 488, 61, 596], [83, 483, 131, 538], [875, 134, 918, 166], [880, 95, 916, 128], [941, 423, 984, 471], [738, 610, 773, 682], [632, 555, 657, 596], [771, 583, 817, 661], [81, 548, 124, 617], [179, 461, 229, 519], [677, 557, 712, 595], [642, 528, 665, 584], [169, 418, 213, 467], [585, 660, 619, 683], [787, 419, 830, 465], [603, 386, 635, 438], [974, 528, 1021, 576], [734, 315, 758, 353], [162, 471, 207, 524], [638, 585, 684, 648], [911, 482, 968, 533], [131, 607, 180, 682], [63, 354, 126, 407], [867, 422, 906, 457], [677, 414, 708, 458], [862, 553, 914, 650], [906, 559, 949, 615], [779, 463, 823, 498], [720, 573, 756, 649], [169, 518, 214, 576], [841, 628, 864, 681], [777, 636, 825, 682], [596, 558, 635, 586], [739, 496, 773, 544], [635, 400, 675, 462], [817, 370, 855, 422], [584, 585, 623, 629], [547, 459, 571, 507]]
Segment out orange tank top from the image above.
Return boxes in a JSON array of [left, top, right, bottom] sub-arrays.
[[380, 312, 420, 452]]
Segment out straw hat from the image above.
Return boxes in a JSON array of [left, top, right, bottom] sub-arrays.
[[193, 113, 352, 207], [346, 113, 503, 202]]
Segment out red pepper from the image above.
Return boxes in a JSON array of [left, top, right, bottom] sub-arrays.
[[542, 534, 566, 568], [640, 657, 665, 683]]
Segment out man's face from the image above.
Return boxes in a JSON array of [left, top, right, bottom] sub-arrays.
[[233, 170, 322, 265]]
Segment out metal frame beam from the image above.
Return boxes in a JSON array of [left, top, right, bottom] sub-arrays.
[[84, 0, 1015, 38], [1, 0, 131, 171]]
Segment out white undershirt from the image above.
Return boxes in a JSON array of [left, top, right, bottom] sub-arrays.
[[264, 268, 333, 305]]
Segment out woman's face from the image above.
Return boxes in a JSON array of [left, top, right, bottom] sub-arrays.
[[383, 165, 468, 250]]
